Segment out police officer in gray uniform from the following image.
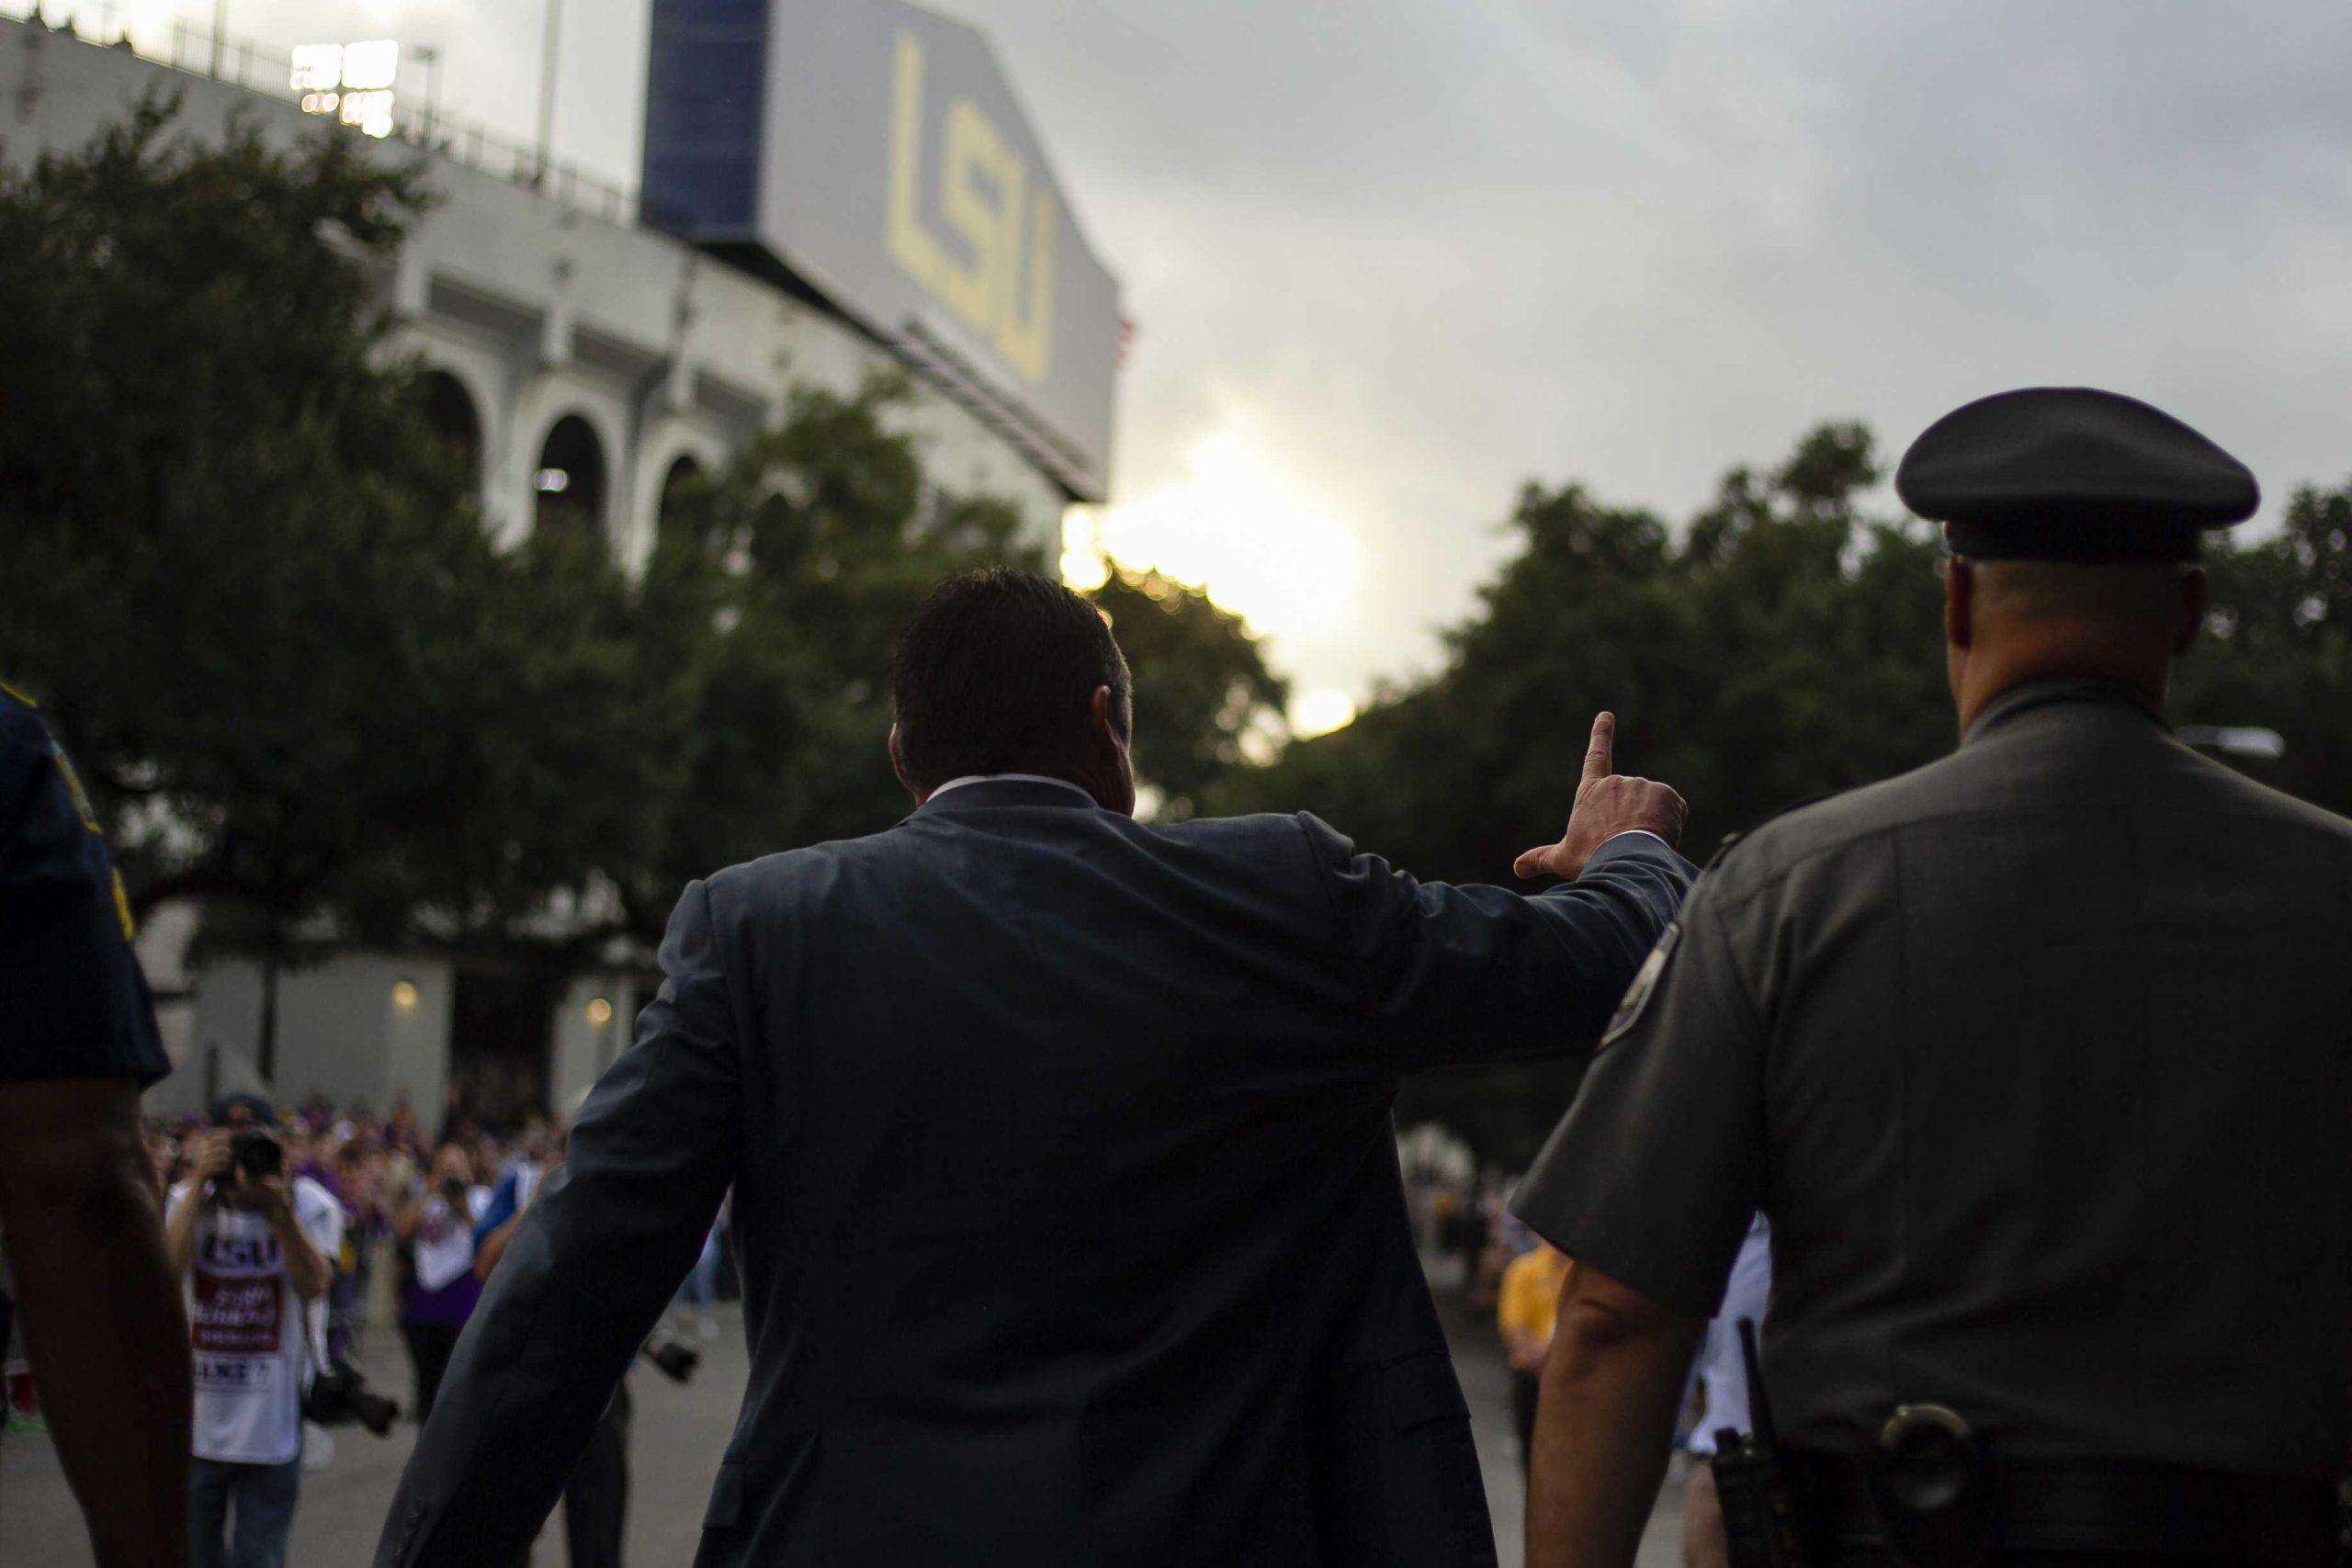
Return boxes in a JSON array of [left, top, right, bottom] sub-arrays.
[[1510, 388, 2352, 1568]]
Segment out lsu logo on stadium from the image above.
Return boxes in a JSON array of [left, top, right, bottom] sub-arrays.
[[887, 32, 1056, 384]]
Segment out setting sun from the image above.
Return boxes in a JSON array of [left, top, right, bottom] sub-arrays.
[[1065, 426, 1363, 643], [1289, 688, 1357, 738]]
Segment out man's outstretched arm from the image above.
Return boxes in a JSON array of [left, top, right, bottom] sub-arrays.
[[1316, 713, 1697, 1069], [0, 1077, 190, 1568], [1525, 1263, 1702, 1568], [376, 880, 743, 1568]]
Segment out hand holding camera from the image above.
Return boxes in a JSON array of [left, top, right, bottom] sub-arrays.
[[190, 1131, 237, 1190]]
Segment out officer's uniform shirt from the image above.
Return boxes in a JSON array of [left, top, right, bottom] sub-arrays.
[[0, 682, 167, 1085], [1513, 678, 2352, 1482]]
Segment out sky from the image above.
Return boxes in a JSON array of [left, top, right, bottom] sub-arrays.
[[95, 0, 2352, 728]]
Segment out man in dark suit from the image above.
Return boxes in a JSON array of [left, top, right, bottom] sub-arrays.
[[377, 567, 1693, 1567]]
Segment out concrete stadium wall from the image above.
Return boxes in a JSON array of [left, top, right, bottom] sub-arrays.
[[0, 19, 1075, 574], [0, 19, 1098, 1114], [174, 954, 455, 1120], [169, 954, 643, 1127]]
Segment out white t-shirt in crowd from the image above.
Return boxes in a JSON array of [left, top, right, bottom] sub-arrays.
[[410, 1186, 491, 1292], [173, 1175, 344, 1466], [1688, 1213, 1773, 1458]]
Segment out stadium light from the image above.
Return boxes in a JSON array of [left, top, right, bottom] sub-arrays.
[[292, 40, 400, 139]]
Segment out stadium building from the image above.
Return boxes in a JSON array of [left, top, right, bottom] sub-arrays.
[[0, 2, 1121, 1120]]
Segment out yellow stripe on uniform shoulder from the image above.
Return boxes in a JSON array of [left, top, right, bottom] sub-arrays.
[[51, 744, 103, 833]]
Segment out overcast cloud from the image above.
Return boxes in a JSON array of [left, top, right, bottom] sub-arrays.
[[206, 0, 2352, 699]]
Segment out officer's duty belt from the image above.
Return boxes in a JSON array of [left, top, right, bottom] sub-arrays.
[[1789, 1449, 2339, 1562]]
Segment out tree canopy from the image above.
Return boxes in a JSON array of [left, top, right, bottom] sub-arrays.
[[1091, 566, 1287, 821], [1224, 424, 2352, 1164], [0, 99, 1283, 984], [0, 99, 557, 936]]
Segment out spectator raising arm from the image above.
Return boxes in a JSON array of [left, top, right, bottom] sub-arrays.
[[0, 1077, 192, 1567], [164, 1131, 232, 1276], [259, 1170, 334, 1303]]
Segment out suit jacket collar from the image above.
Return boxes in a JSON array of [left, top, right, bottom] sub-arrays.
[[1962, 675, 2165, 747], [912, 775, 1104, 818]]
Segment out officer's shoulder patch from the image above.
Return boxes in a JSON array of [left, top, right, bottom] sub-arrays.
[[0, 676, 38, 710], [1601, 922, 1680, 1048]]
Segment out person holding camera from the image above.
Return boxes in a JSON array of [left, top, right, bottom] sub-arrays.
[[164, 1121, 341, 1568], [392, 1142, 488, 1426]]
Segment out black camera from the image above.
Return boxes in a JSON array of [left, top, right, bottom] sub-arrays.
[[230, 1130, 283, 1181], [303, 1360, 400, 1437], [643, 1337, 700, 1384]]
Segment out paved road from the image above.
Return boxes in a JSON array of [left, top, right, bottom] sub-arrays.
[[7, 1284, 1684, 1564], [4, 1303, 741, 1565]]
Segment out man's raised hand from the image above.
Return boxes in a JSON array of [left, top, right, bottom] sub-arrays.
[[1512, 712, 1688, 881]]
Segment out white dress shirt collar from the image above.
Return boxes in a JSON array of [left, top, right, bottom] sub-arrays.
[[927, 773, 1097, 805]]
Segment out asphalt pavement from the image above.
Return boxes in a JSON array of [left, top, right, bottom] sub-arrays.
[[6, 1275, 1685, 1564]]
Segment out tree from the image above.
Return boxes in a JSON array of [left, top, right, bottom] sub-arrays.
[[616, 376, 1045, 937], [621, 378, 1292, 938], [1221, 425, 2352, 1165], [1091, 567, 1286, 820], [2176, 477, 2352, 815], [0, 99, 658, 1068], [1215, 423, 1951, 1162]]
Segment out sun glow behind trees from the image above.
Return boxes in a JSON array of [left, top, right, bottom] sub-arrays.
[[1064, 424, 1363, 738]]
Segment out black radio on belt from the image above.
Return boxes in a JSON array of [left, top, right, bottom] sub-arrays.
[[1711, 1317, 1810, 1568]]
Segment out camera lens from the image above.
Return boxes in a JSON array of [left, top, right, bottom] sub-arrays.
[[231, 1132, 283, 1180]]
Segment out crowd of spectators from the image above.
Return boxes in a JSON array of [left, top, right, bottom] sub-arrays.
[[141, 1090, 568, 1425], [107, 1091, 586, 1565]]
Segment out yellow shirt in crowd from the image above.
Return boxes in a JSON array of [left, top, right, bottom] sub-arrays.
[[1496, 1244, 1572, 1372]]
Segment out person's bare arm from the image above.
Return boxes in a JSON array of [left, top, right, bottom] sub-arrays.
[[479, 1154, 560, 1280], [0, 1077, 191, 1567], [253, 1175, 333, 1301], [163, 1135, 226, 1277], [475, 1213, 521, 1280], [1526, 1262, 1704, 1568], [1313, 714, 1697, 1074]]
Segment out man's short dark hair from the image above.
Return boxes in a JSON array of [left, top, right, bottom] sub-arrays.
[[893, 569, 1132, 792]]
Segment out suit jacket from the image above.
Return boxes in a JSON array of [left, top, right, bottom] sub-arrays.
[[376, 781, 1692, 1566]]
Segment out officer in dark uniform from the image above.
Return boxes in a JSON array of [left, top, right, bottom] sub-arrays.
[[0, 678, 192, 1564], [1510, 389, 2352, 1567]]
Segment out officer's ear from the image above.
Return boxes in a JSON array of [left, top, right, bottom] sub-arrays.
[[2173, 567, 2209, 657], [1944, 557, 1976, 651]]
